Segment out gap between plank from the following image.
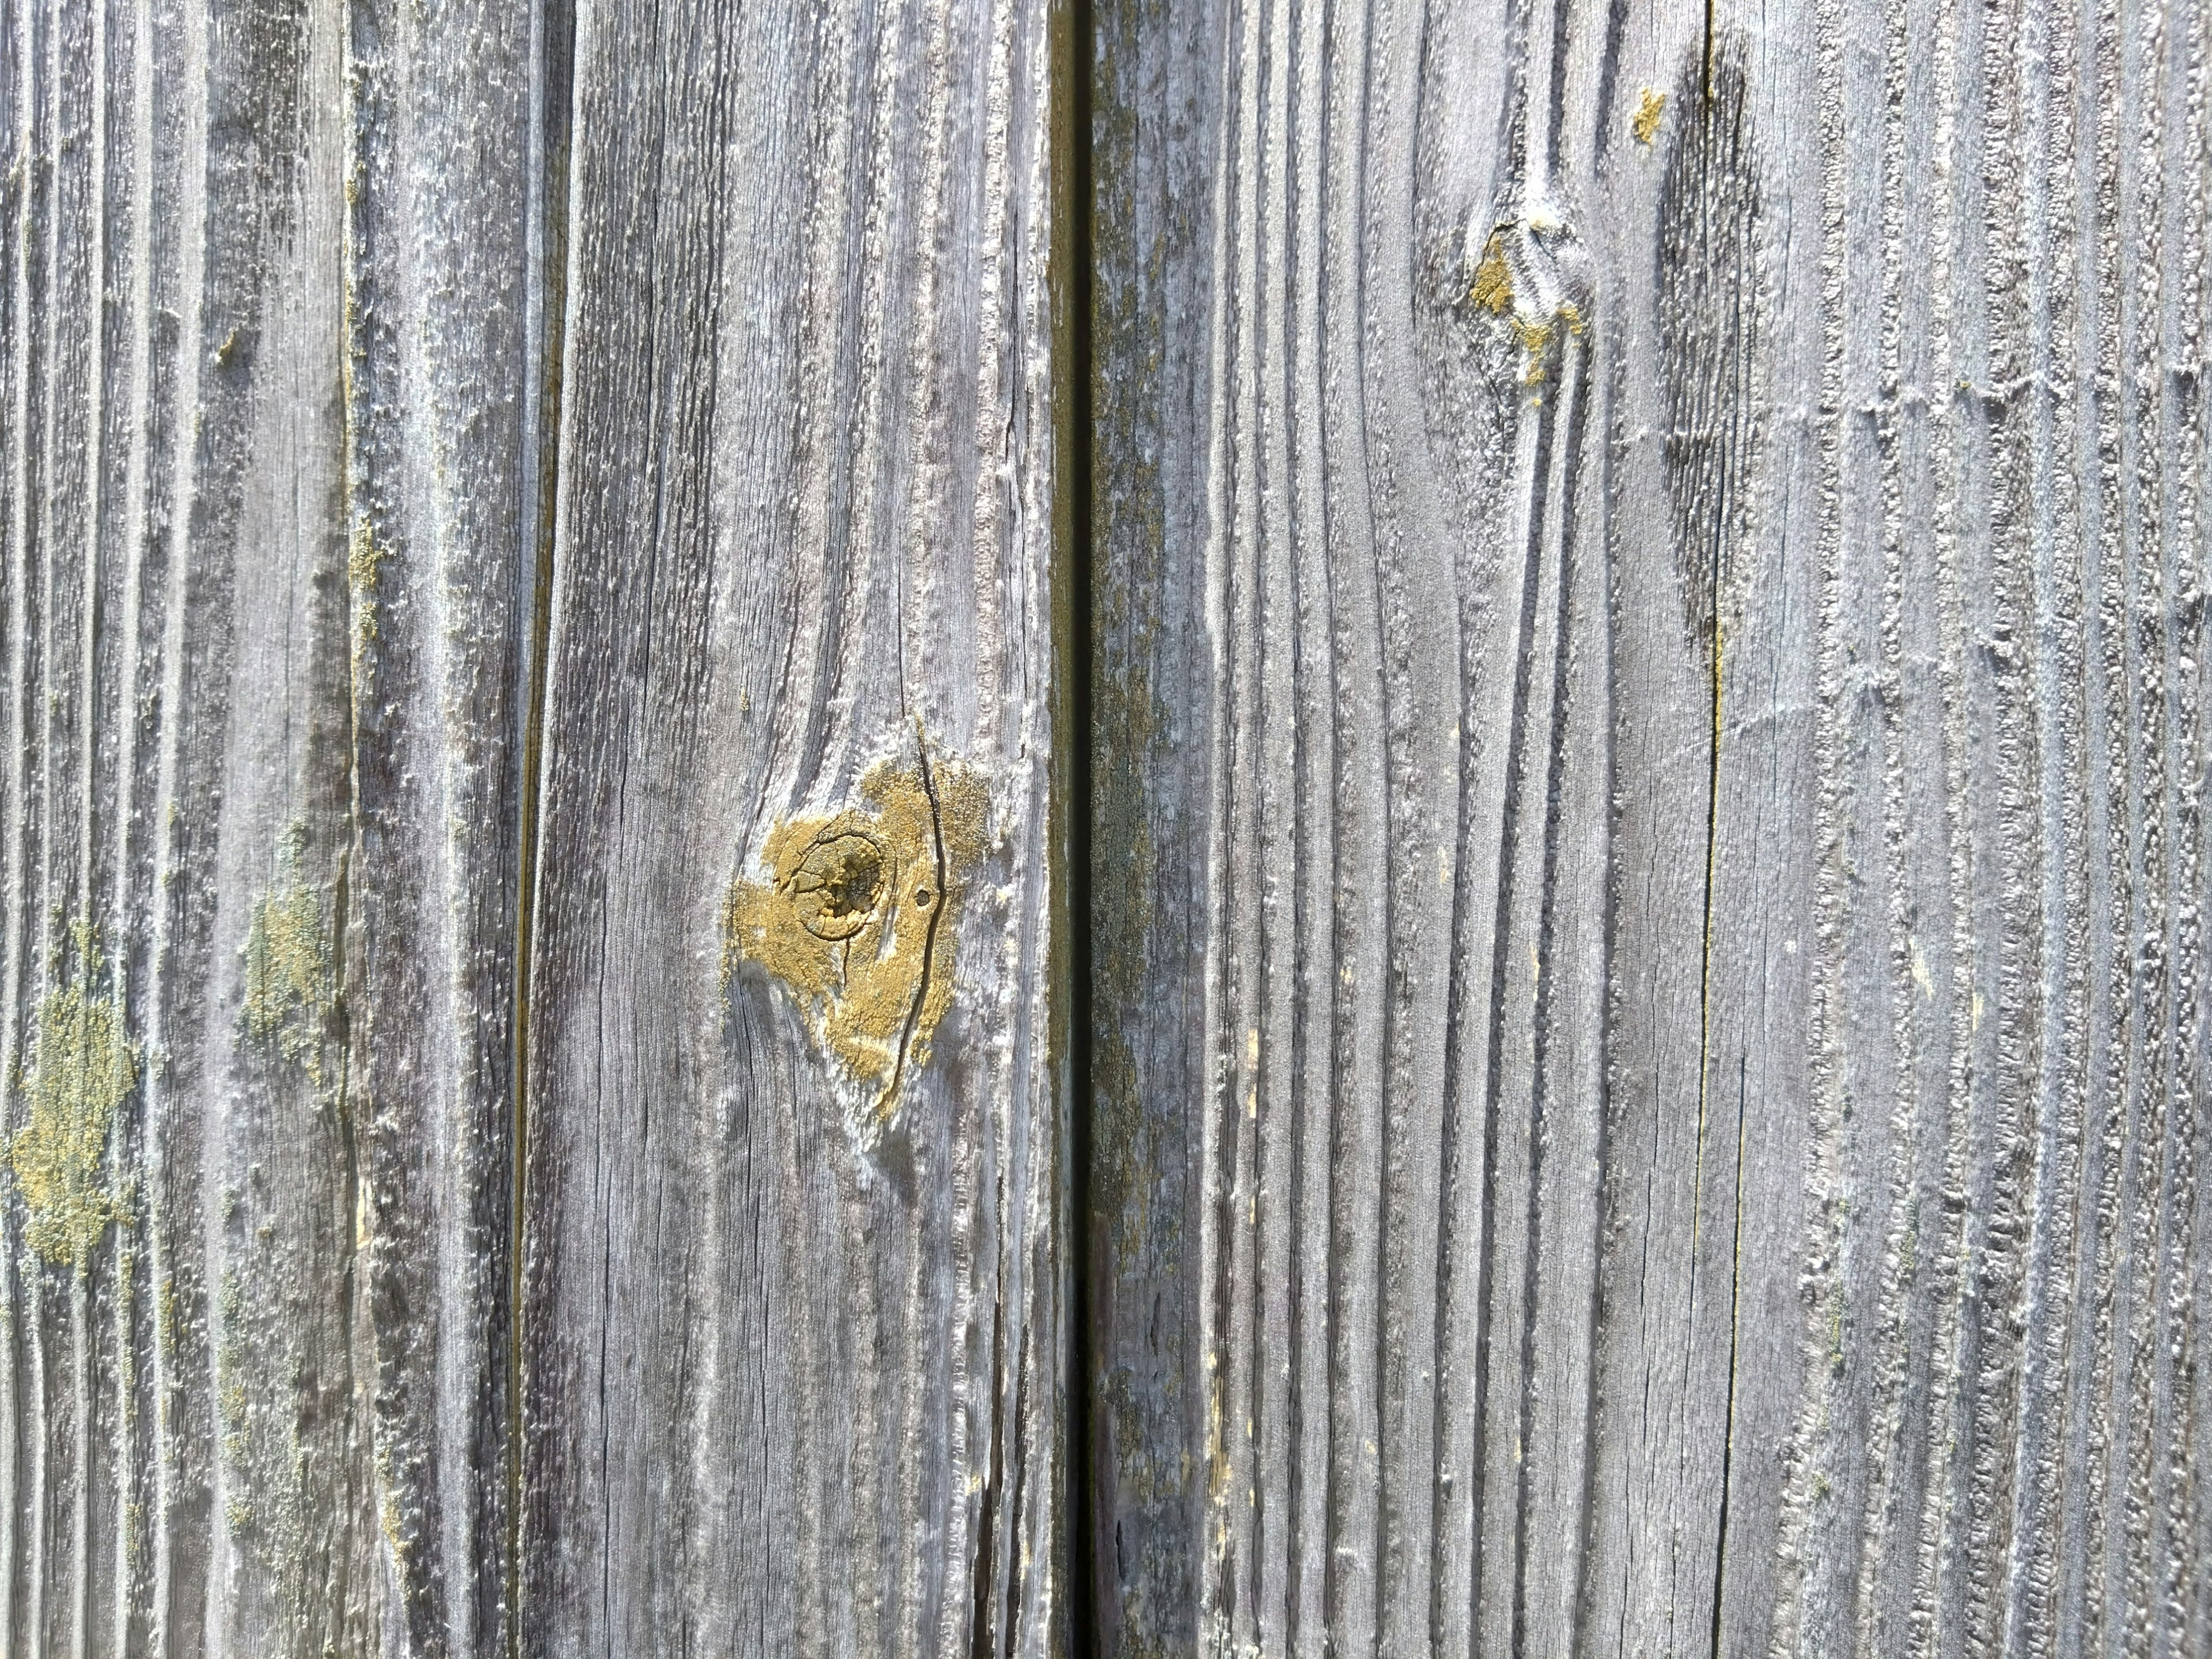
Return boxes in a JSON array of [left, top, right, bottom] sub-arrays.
[[1053, 0, 1099, 1643]]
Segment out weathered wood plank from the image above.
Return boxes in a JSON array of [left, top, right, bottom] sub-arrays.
[[515, 0, 1068, 1654], [1717, 0, 2212, 1651], [1090, 0, 1719, 1646], [0, 0, 539, 1652], [3, 0, 1073, 1650], [1088, 3, 2212, 1659]]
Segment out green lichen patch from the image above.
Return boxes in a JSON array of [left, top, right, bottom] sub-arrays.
[[349, 518, 389, 677], [348, 518, 386, 604], [7, 923, 139, 1266], [243, 850, 334, 1084]]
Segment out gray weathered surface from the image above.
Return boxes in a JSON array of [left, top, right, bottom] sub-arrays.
[[1088, 2, 2212, 1658], [10, 0, 2212, 1647]]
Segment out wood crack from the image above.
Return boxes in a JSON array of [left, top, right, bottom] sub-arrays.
[[881, 725, 952, 1119]]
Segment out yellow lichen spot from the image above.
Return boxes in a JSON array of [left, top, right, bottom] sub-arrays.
[[722, 735, 990, 1123], [1468, 232, 1515, 315], [243, 837, 332, 1085], [7, 923, 139, 1266], [1514, 315, 1556, 382], [1632, 86, 1668, 145], [219, 1373, 249, 1438]]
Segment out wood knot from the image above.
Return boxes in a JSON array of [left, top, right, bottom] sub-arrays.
[[1460, 201, 1593, 387], [722, 736, 991, 1126], [790, 830, 888, 941]]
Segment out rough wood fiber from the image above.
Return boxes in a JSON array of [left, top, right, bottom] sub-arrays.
[[1089, 3, 2212, 1659], [0, 0, 539, 1652], [515, 1, 1066, 1656]]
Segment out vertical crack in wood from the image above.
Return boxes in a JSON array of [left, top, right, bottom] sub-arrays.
[[1694, 464, 1730, 1659], [1702, 0, 1717, 108], [881, 725, 952, 1120], [1658, 48, 1763, 1647], [509, 1, 577, 1651], [1005, 1321, 1033, 1654], [1681, 60, 1755, 1659], [971, 1287, 1007, 1659]]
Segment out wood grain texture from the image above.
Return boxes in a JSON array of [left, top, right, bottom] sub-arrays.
[[0, 0, 540, 1652], [514, 0, 1067, 1654], [1087, 2, 2212, 1658], [9, 0, 2210, 1645]]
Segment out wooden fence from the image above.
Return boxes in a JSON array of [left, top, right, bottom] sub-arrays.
[[2, 0, 2207, 1652]]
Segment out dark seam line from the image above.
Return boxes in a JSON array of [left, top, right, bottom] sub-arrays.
[[1707, 1053, 1748, 1659], [971, 1288, 1007, 1659], [1702, 0, 1715, 107], [1003, 1321, 1034, 1653], [1060, 0, 1098, 1642], [331, 836, 362, 1652], [1693, 474, 1729, 1652]]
